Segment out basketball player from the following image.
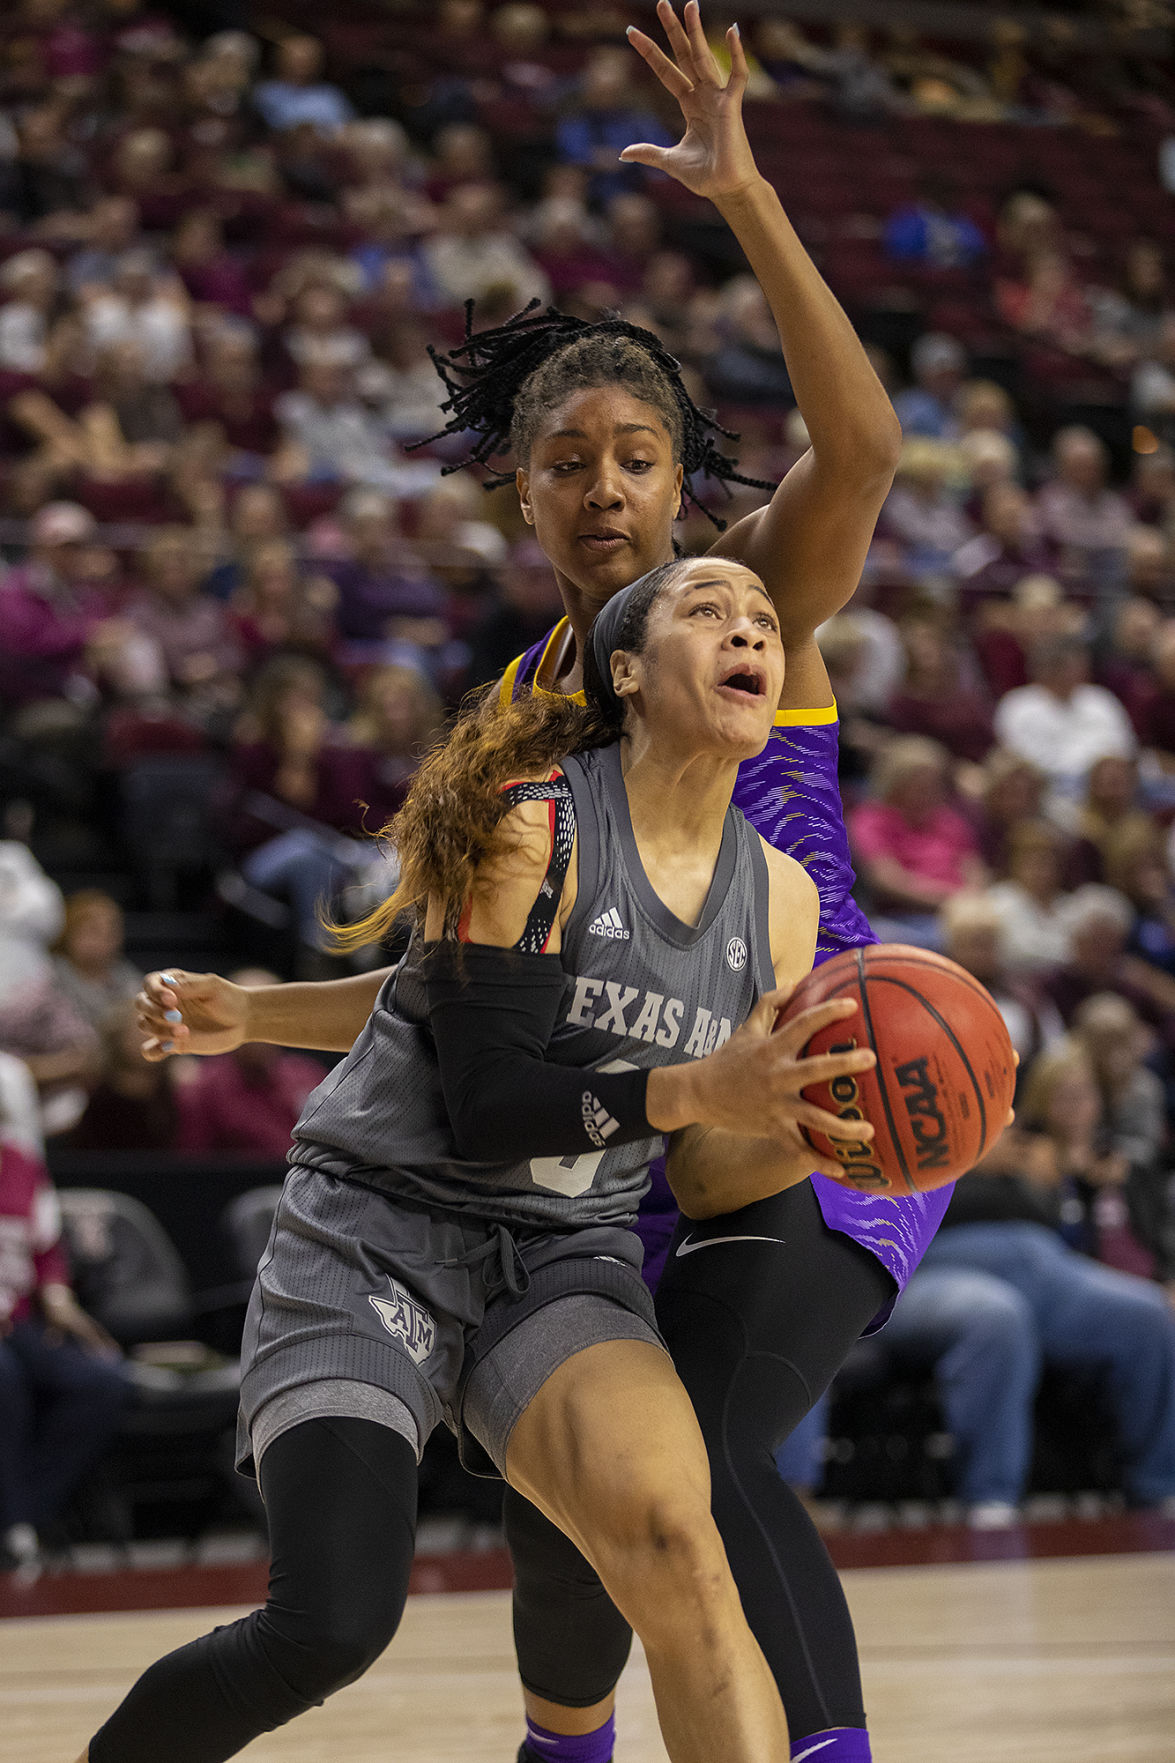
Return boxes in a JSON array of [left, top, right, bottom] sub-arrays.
[[78, 558, 879, 1763], [135, 8, 944, 1761]]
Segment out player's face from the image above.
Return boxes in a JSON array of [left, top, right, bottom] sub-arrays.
[[516, 387, 685, 607], [619, 560, 785, 760]]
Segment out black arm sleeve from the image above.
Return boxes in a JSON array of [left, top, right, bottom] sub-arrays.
[[425, 941, 654, 1164]]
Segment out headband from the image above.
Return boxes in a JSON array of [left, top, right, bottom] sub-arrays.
[[587, 578, 643, 713]]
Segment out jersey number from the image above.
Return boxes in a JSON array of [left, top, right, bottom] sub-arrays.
[[528, 1060, 638, 1198]]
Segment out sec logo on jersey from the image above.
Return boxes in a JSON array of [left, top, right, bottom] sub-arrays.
[[726, 937, 748, 972]]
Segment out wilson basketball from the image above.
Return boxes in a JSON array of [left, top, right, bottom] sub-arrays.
[[778, 944, 1016, 1196]]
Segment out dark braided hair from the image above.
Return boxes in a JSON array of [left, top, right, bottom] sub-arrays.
[[413, 299, 775, 530]]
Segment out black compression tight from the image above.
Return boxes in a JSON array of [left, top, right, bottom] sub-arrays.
[[508, 1182, 895, 1740], [88, 1418, 417, 1763]]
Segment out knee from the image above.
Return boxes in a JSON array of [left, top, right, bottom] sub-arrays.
[[967, 1286, 1035, 1360], [259, 1584, 404, 1701], [593, 1491, 728, 1615]]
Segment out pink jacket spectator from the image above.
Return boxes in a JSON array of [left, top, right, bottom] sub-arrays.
[[0, 1139, 70, 1325]]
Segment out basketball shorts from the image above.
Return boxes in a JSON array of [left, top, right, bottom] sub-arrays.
[[237, 1163, 664, 1480]]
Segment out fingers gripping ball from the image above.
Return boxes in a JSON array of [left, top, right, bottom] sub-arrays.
[[776, 945, 1016, 1195]]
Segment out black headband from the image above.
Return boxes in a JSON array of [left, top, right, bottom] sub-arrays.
[[587, 579, 644, 712]]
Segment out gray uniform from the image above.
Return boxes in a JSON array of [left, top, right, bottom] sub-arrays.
[[239, 742, 775, 1478]]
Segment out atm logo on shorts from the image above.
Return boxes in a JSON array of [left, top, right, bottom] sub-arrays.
[[369, 1279, 437, 1366]]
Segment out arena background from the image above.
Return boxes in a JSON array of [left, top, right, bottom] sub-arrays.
[[0, 1, 1174, 1757]]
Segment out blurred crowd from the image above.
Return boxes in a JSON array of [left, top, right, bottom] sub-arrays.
[[3, 0, 1175, 1534]]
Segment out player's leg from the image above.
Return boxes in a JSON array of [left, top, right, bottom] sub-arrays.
[[504, 1484, 631, 1755], [654, 1181, 895, 1761], [82, 1415, 418, 1763], [485, 1319, 790, 1762]]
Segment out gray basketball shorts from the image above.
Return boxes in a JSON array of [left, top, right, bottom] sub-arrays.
[[236, 1163, 665, 1480]]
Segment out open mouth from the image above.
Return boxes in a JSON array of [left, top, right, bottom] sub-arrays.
[[717, 666, 766, 699]]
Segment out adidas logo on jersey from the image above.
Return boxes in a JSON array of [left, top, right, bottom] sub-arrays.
[[582, 1091, 621, 1148], [587, 906, 630, 940]]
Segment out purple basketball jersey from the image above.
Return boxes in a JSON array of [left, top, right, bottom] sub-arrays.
[[504, 625, 950, 1311]]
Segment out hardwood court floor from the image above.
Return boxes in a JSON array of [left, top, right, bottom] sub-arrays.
[[2, 1552, 1172, 1763]]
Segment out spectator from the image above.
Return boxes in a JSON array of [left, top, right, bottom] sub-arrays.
[[253, 35, 354, 136], [84, 250, 192, 384], [0, 502, 132, 723], [323, 489, 450, 655], [556, 46, 674, 203], [1035, 426, 1133, 587], [0, 249, 60, 375], [993, 634, 1136, 807], [202, 485, 290, 603], [176, 969, 326, 1155], [1122, 525, 1175, 612], [229, 538, 337, 668], [996, 249, 1093, 356], [69, 1002, 178, 1153], [51, 892, 140, 1033], [423, 183, 551, 313], [348, 663, 444, 827], [1106, 820, 1175, 977], [64, 196, 140, 299], [970, 746, 1046, 875], [1137, 622, 1175, 764], [953, 482, 1055, 607], [1073, 754, 1154, 885], [702, 277, 793, 408], [883, 1057, 1175, 1525], [0, 1052, 130, 1573], [0, 840, 99, 1136], [880, 438, 972, 578], [78, 339, 186, 482], [227, 659, 371, 950], [170, 210, 252, 317], [1090, 240, 1168, 370], [940, 889, 1063, 1070], [273, 358, 437, 496], [174, 324, 279, 475], [883, 183, 987, 270], [1132, 313, 1175, 452], [985, 819, 1073, 976], [887, 615, 994, 763], [1044, 884, 1175, 1052], [1072, 994, 1175, 1285], [850, 736, 986, 937], [892, 333, 966, 440], [125, 526, 243, 704]]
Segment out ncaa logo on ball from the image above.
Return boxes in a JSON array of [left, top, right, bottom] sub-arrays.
[[726, 937, 747, 972]]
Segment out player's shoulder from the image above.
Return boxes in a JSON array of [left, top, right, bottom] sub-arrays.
[[758, 835, 818, 909]]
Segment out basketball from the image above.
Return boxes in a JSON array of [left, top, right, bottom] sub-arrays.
[[779, 944, 1016, 1196]]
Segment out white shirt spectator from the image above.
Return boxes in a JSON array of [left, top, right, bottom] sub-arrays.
[[993, 682, 1136, 800], [0, 301, 47, 373], [985, 881, 1072, 976], [86, 292, 192, 382]]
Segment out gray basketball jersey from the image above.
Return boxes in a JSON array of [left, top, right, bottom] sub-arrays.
[[291, 741, 776, 1229]]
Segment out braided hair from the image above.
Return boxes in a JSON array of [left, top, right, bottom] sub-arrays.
[[414, 298, 775, 529]]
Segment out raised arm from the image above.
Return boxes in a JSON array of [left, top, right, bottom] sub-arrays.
[[623, 2, 902, 700]]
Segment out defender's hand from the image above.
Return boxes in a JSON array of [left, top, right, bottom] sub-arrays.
[[621, 0, 760, 201]]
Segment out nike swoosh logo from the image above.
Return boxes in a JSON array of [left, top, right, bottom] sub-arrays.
[[791, 1740, 839, 1763], [675, 1232, 787, 1257]]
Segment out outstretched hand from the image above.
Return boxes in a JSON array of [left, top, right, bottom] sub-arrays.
[[622, 0, 760, 201]]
